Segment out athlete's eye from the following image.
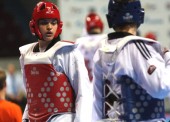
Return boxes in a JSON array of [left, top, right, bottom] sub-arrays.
[[39, 20, 48, 25], [38, 19, 58, 25], [51, 20, 58, 25]]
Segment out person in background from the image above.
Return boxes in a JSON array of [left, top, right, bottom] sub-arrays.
[[76, 11, 107, 81], [6, 63, 27, 113], [19, 1, 92, 122], [0, 68, 22, 122], [92, 0, 170, 121], [145, 32, 157, 40]]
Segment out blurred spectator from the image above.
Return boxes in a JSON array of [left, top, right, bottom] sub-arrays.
[[0, 68, 22, 122], [76, 11, 107, 81], [6, 63, 26, 112]]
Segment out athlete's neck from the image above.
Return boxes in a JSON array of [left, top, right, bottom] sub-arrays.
[[38, 39, 51, 52], [115, 25, 137, 35], [0, 88, 6, 100], [117, 28, 137, 35]]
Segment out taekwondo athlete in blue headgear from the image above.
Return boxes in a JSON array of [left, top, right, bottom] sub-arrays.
[[92, 0, 170, 122]]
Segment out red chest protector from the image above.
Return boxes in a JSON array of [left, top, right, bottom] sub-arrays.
[[25, 64, 75, 122]]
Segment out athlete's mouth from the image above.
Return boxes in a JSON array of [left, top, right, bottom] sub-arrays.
[[46, 32, 53, 36]]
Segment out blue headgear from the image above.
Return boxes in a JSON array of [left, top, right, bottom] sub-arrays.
[[106, 0, 144, 28]]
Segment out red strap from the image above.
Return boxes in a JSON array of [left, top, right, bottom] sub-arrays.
[[61, 40, 75, 44]]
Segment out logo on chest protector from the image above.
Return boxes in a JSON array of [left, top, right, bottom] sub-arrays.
[[147, 65, 156, 75]]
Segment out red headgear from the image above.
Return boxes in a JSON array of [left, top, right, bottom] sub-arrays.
[[145, 32, 157, 40], [29, 1, 63, 39], [86, 12, 104, 33]]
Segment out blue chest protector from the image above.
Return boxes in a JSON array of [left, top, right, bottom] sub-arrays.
[[102, 35, 165, 121], [103, 75, 165, 121]]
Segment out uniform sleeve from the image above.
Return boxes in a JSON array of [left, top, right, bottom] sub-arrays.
[[22, 105, 29, 122], [69, 49, 93, 122], [54, 47, 93, 122], [92, 49, 104, 122], [129, 41, 170, 99], [19, 53, 29, 121], [75, 38, 85, 56]]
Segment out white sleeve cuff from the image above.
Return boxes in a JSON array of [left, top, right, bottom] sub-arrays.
[[164, 51, 170, 64]]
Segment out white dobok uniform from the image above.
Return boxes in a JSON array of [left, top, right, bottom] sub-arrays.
[[92, 32, 170, 122], [19, 40, 92, 122]]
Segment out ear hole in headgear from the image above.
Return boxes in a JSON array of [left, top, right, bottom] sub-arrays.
[[39, 3, 45, 11], [52, 5, 57, 9]]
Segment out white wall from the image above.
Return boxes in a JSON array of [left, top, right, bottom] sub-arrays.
[[140, 0, 170, 47], [58, 0, 170, 47]]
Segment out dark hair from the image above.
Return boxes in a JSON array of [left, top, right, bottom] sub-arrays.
[[114, 22, 137, 31], [0, 69, 6, 90]]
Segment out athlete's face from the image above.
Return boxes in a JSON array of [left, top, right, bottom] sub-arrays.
[[88, 27, 102, 35], [38, 19, 58, 41]]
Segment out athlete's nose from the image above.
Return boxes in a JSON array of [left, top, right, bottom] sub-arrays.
[[47, 23, 52, 30]]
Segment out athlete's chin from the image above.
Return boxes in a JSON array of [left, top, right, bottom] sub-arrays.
[[43, 36, 54, 41]]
